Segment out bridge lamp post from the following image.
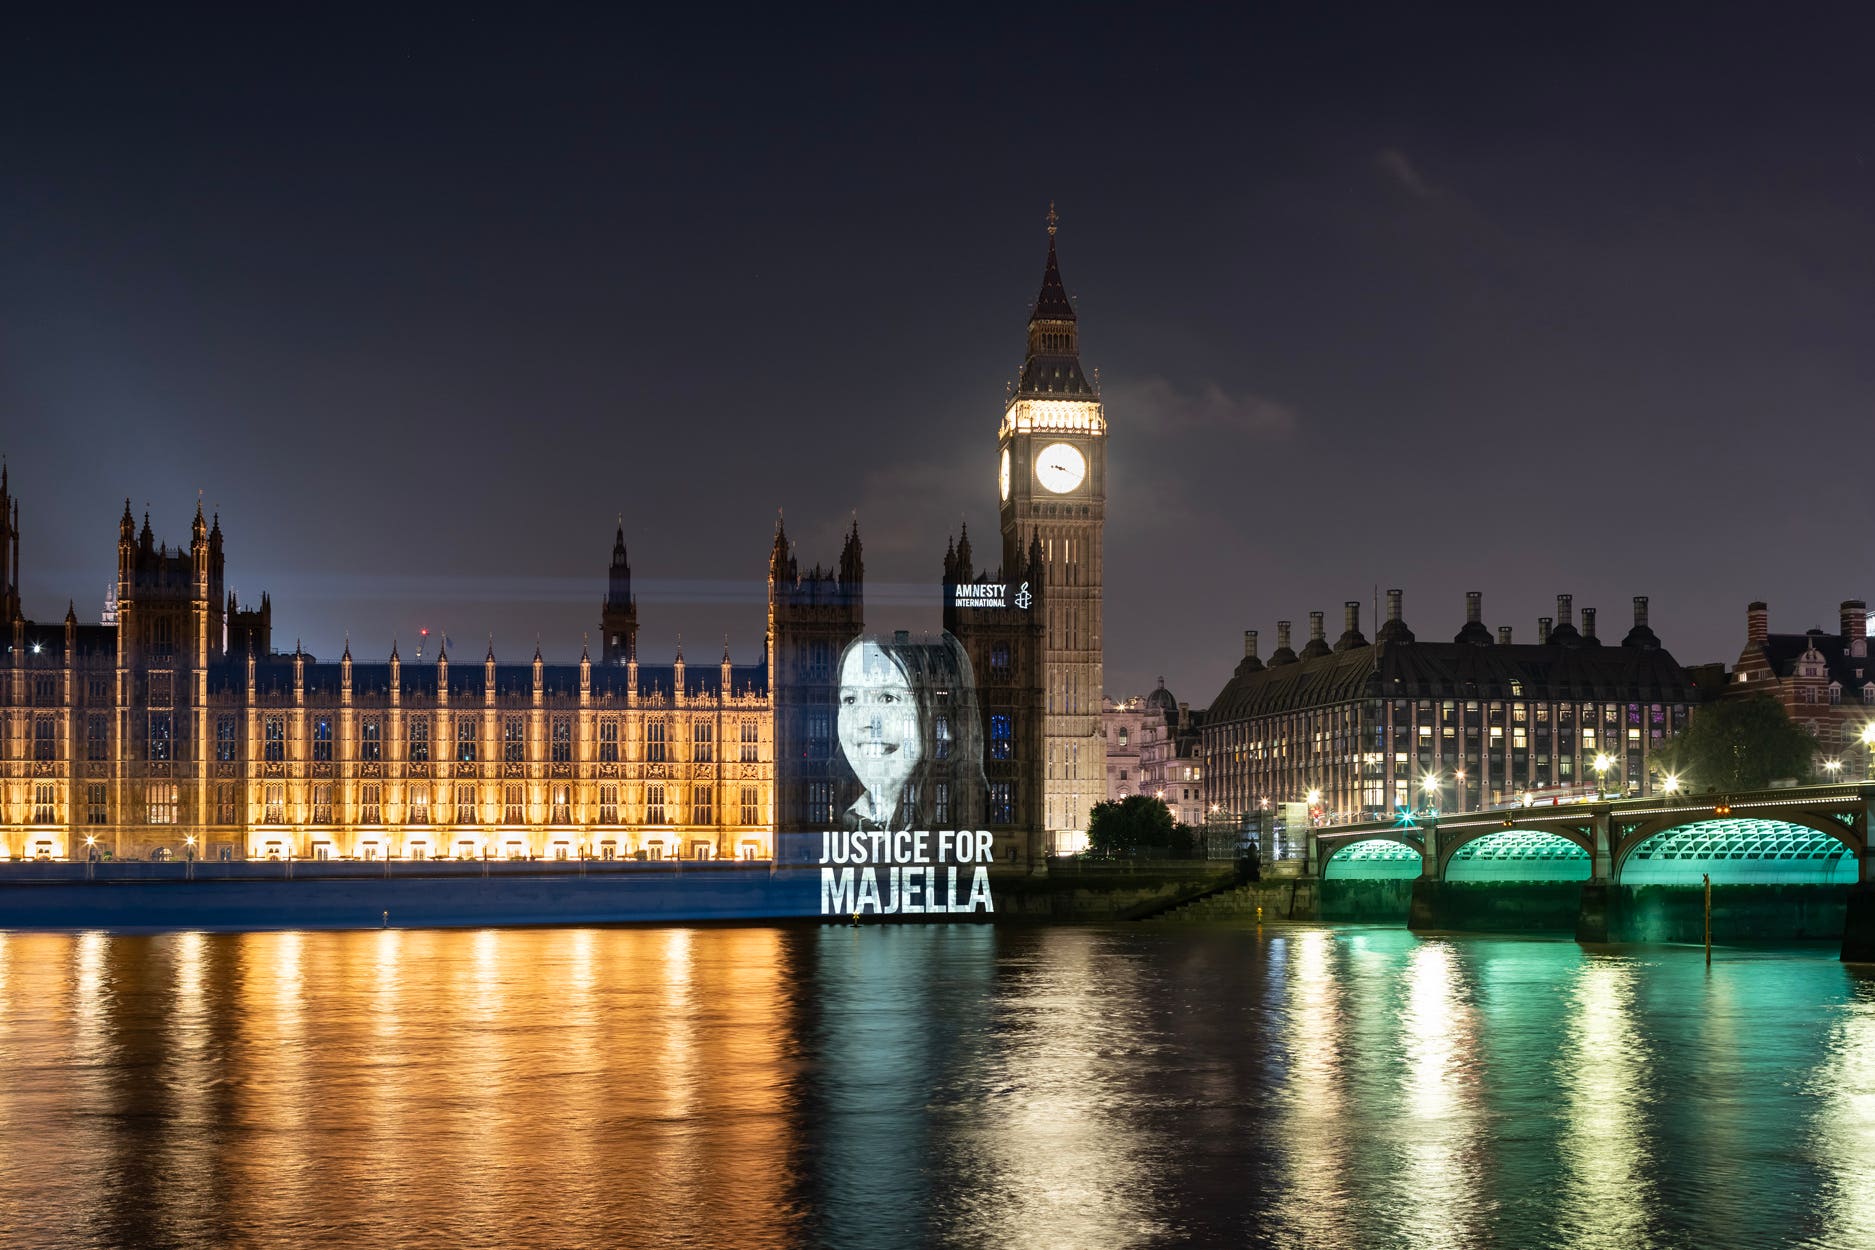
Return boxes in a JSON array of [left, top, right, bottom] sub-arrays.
[[1824, 758, 1844, 779], [1593, 753, 1615, 800], [1454, 769, 1466, 814], [1421, 773, 1440, 816], [1306, 789, 1323, 827], [1861, 723, 1875, 780], [1663, 774, 1681, 797]]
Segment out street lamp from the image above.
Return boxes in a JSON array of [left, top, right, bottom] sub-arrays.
[[1663, 774, 1681, 796], [1862, 723, 1875, 780], [1421, 772, 1440, 815], [1593, 753, 1614, 799], [1824, 758, 1844, 778], [1454, 769, 1466, 814]]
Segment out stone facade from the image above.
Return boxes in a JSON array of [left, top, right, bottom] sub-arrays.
[[996, 212, 1106, 850]]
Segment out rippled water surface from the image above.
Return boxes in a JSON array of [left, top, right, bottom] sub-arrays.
[[2, 923, 1872, 1249]]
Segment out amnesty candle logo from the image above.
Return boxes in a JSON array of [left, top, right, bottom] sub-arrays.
[[815, 829, 996, 915]]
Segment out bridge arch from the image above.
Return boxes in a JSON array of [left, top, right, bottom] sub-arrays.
[[1617, 815, 1864, 885], [1441, 828, 1594, 882], [1321, 835, 1423, 880]]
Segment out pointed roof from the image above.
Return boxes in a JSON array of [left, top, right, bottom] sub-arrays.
[[1031, 231, 1076, 323]]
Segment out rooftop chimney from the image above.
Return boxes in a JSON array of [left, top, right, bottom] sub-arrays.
[[1299, 609, 1333, 659], [1843, 600, 1867, 659], [1497, 625, 1513, 645], [1747, 601, 1768, 646], [1623, 595, 1661, 650], [1270, 620, 1296, 665], [1335, 600, 1368, 650], [1557, 594, 1573, 629], [1455, 590, 1492, 645], [1538, 616, 1552, 644], [1377, 588, 1415, 644], [1581, 607, 1598, 643], [1243, 629, 1258, 659]]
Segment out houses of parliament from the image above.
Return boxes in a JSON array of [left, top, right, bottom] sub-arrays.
[[0, 216, 1108, 862]]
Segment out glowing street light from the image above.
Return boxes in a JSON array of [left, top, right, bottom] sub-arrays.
[[1824, 758, 1844, 776], [1663, 774, 1681, 796], [1593, 753, 1614, 798]]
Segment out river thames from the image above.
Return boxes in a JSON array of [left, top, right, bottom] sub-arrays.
[[1, 923, 1870, 1249]]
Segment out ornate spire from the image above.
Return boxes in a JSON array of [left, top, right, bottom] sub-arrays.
[[1016, 206, 1093, 398]]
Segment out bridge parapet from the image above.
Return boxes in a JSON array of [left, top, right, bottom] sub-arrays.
[[1311, 781, 1874, 885]]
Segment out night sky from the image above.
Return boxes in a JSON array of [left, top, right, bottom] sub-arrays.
[[3, 8, 1871, 706]]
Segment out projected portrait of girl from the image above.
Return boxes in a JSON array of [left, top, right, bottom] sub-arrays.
[[835, 632, 986, 831]]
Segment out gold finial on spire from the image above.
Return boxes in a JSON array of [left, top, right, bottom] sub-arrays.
[[1046, 201, 1059, 237]]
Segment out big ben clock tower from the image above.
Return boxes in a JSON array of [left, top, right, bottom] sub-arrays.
[[998, 206, 1106, 852]]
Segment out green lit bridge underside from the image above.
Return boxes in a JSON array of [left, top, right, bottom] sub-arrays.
[[1323, 816, 1860, 886]]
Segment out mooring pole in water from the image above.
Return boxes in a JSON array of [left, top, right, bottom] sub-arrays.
[[1703, 872, 1712, 966]]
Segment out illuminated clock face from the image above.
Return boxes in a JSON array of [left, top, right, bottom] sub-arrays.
[[999, 447, 1011, 501], [1035, 442, 1086, 494]]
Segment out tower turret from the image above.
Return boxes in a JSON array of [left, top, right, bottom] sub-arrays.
[[601, 519, 637, 666]]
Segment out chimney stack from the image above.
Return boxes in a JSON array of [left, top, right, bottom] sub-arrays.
[[1466, 591, 1482, 624], [1309, 611, 1324, 643], [1557, 594, 1573, 629], [1277, 621, 1292, 652], [1498, 625, 1513, 645], [1538, 616, 1552, 644], [1633, 596, 1650, 629], [1842, 600, 1867, 659], [1387, 589, 1403, 622], [1582, 607, 1597, 641], [1747, 601, 1768, 646], [1243, 629, 1258, 659]]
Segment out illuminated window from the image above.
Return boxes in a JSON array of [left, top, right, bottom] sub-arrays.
[[600, 783, 619, 825], [218, 715, 239, 762], [146, 712, 172, 762], [599, 718, 620, 763], [990, 643, 1010, 673], [740, 719, 759, 763], [551, 786, 570, 823], [455, 718, 476, 763], [264, 784, 285, 824], [1118, 728, 1128, 748], [646, 783, 666, 824], [935, 782, 950, 823], [360, 716, 381, 761], [504, 714, 525, 762], [693, 784, 712, 824], [313, 783, 334, 824], [408, 716, 429, 763], [935, 715, 952, 761], [314, 717, 333, 762], [990, 713, 1013, 760], [694, 721, 713, 763], [990, 782, 1014, 824], [551, 716, 571, 763], [88, 783, 109, 825], [33, 782, 57, 824], [408, 785, 429, 824], [741, 785, 760, 826], [503, 783, 523, 824], [35, 715, 58, 761], [455, 783, 475, 825], [89, 714, 112, 761], [361, 783, 381, 825]]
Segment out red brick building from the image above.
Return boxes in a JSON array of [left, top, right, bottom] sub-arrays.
[[1731, 599, 1874, 755]]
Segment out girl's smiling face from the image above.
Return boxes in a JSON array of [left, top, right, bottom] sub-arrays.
[[838, 641, 921, 800]]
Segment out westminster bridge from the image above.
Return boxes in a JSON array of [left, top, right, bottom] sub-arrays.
[[1281, 782, 1875, 956]]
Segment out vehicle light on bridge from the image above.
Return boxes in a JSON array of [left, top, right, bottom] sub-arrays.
[[1714, 800, 1733, 816]]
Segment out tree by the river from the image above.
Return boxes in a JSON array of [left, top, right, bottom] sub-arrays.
[[1651, 695, 1820, 792]]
